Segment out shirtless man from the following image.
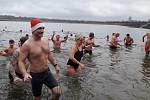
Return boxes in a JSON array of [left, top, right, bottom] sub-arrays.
[[18, 18, 61, 100], [124, 34, 134, 46], [0, 39, 17, 57], [143, 32, 150, 55], [109, 33, 121, 49], [9, 37, 29, 86], [84, 32, 100, 55], [51, 31, 68, 51]]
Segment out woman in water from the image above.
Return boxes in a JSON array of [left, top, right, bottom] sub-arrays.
[[66, 34, 85, 76]]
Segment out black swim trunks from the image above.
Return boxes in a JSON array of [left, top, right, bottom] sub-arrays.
[[30, 70, 58, 96]]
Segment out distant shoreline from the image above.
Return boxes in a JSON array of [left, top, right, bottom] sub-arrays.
[[0, 15, 150, 29]]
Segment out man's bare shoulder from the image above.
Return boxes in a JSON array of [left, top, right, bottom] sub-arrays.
[[23, 39, 31, 46], [21, 39, 31, 50]]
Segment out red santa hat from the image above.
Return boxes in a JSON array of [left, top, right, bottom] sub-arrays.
[[31, 18, 45, 32]]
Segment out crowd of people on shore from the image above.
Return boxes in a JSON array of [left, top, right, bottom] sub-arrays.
[[0, 18, 150, 100]]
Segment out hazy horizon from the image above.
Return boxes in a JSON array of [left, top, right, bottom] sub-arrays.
[[0, 0, 150, 21]]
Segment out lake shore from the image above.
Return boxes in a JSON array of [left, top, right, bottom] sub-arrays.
[[0, 15, 150, 29]]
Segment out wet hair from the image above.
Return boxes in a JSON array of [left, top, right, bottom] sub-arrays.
[[115, 33, 120, 36], [126, 34, 130, 36], [75, 34, 83, 41], [19, 36, 28, 46], [9, 39, 15, 44], [89, 32, 94, 37], [26, 34, 29, 37], [112, 33, 115, 35]]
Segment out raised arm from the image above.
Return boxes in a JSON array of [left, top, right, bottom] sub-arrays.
[[143, 34, 147, 42], [51, 31, 56, 42]]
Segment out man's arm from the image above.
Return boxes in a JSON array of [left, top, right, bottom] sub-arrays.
[[110, 37, 120, 47], [124, 37, 126, 43], [131, 38, 134, 43], [47, 40, 60, 73], [92, 38, 100, 47], [51, 31, 56, 42], [18, 44, 31, 81], [48, 51, 57, 67], [143, 34, 147, 42], [0, 49, 8, 56]]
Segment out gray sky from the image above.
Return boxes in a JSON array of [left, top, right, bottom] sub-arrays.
[[0, 0, 150, 21]]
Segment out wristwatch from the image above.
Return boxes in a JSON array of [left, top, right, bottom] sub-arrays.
[[54, 64, 57, 67]]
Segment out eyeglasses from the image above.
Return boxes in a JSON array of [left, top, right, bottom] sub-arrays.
[[37, 27, 45, 30]]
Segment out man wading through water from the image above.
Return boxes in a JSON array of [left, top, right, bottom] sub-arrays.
[[19, 18, 61, 100]]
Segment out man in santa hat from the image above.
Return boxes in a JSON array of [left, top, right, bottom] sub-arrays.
[[18, 18, 61, 100]]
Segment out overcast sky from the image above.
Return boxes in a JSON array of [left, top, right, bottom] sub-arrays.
[[0, 0, 150, 21]]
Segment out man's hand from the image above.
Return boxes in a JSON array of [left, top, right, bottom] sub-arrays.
[[117, 45, 121, 48], [79, 63, 84, 68], [23, 73, 32, 82], [55, 65, 60, 74]]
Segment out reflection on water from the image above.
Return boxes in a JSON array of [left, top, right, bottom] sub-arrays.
[[1, 22, 150, 100], [141, 56, 150, 77], [109, 48, 121, 66]]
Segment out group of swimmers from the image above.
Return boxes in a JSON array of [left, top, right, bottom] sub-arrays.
[[0, 18, 150, 100], [108, 32, 134, 49], [0, 18, 100, 100], [108, 32, 150, 57]]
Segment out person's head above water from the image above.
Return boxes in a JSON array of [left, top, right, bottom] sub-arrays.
[[75, 34, 83, 42], [126, 34, 130, 37], [89, 32, 94, 38], [9, 39, 15, 48], [19, 36, 28, 46]]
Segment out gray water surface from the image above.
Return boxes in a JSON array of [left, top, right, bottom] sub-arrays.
[[0, 21, 150, 100]]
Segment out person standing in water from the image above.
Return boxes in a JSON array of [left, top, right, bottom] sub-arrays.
[[106, 35, 109, 42], [67, 34, 85, 76], [124, 34, 134, 46], [18, 18, 61, 100], [84, 32, 100, 55], [51, 31, 68, 51], [143, 32, 150, 56], [0, 39, 18, 57], [109, 33, 121, 49], [9, 36, 29, 86]]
